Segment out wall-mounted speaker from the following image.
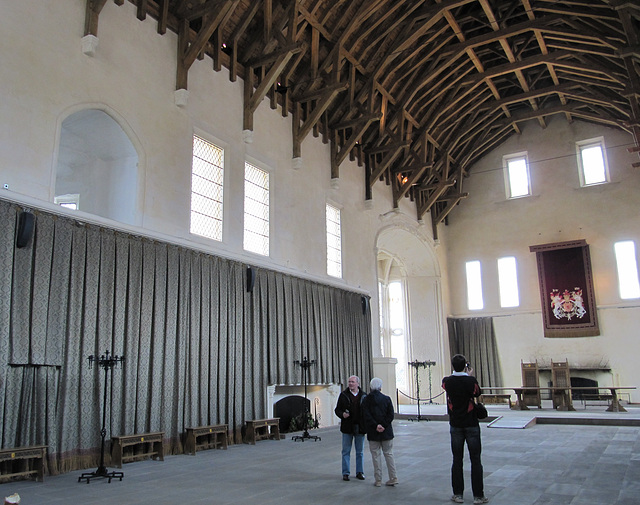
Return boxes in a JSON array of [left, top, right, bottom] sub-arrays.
[[16, 211, 35, 248], [246, 265, 255, 293], [361, 295, 369, 315]]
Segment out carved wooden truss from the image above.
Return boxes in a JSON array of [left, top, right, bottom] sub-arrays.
[[85, 0, 640, 236]]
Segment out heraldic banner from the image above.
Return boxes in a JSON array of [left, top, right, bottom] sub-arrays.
[[530, 240, 600, 338]]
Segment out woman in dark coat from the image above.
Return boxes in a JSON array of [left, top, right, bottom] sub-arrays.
[[361, 377, 398, 487]]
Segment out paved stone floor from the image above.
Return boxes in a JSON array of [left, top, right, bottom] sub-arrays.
[[3, 404, 639, 505]]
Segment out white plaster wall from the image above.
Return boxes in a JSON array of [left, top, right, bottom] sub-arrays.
[[443, 118, 640, 401], [0, 0, 424, 356], [106, 156, 138, 224]]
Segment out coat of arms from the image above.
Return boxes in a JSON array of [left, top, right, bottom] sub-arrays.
[[549, 288, 586, 320]]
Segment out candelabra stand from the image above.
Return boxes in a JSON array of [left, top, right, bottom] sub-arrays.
[[292, 357, 321, 442], [425, 360, 436, 404], [407, 360, 436, 421], [79, 351, 125, 483]]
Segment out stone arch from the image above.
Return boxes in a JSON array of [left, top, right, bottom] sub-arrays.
[[375, 213, 447, 403]]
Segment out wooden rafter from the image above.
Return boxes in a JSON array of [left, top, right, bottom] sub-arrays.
[[84, 0, 110, 36], [85, 0, 640, 224], [176, 0, 239, 90], [292, 82, 347, 158], [244, 44, 302, 131]]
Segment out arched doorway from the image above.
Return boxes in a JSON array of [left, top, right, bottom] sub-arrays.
[[54, 108, 140, 225], [376, 224, 446, 405]]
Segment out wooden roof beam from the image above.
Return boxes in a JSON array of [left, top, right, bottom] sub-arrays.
[[461, 50, 624, 87], [244, 45, 301, 131], [613, 1, 640, 164], [135, 0, 147, 21], [496, 104, 624, 129], [331, 115, 380, 179], [157, 0, 169, 35], [393, 162, 432, 205], [477, 83, 575, 110], [293, 82, 347, 158], [367, 142, 410, 183], [84, 0, 110, 37], [227, 1, 261, 82], [429, 190, 468, 236], [176, 0, 239, 90]]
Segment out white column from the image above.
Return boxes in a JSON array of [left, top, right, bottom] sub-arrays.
[[266, 384, 276, 418], [373, 357, 398, 411]]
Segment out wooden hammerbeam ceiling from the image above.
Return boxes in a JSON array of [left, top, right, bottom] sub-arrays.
[[84, 0, 640, 223]]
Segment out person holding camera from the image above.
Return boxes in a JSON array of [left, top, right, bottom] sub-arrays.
[[334, 375, 366, 481], [442, 354, 489, 504]]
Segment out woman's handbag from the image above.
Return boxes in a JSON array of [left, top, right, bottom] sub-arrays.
[[474, 400, 488, 420]]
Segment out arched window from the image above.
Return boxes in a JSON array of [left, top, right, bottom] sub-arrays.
[[378, 252, 409, 392], [55, 109, 139, 225]]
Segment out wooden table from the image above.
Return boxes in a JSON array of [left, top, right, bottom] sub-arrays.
[[592, 387, 636, 412], [482, 386, 636, 412]]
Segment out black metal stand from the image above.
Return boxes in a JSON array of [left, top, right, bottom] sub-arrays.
[[79, 351, 125, 483], [407, 360, 436, 421], [291, 357, 321, 442], [425, 360, 436, 404]]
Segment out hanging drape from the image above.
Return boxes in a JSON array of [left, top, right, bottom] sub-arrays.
[[0, 198, 372, 474], [447, 317, 503, 388]]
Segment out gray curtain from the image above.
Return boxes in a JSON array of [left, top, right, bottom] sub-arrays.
[[0, 198, 372, 474], [447, 317, 503, 388]]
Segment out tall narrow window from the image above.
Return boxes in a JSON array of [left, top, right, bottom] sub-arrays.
[[388, 281, 408, 392], [497, 256, 520, 308], [503, 153, 531, 198], [577, 138, 609, 186], [244, 162, 269, 256], [466, 260, 484, 310], [326, 203, 342, 278], [378, 282, 386, 356], [614, 241, 640, 299], [190, 135, 224, 241]]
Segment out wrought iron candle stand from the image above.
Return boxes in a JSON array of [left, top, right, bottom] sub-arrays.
[[408, 360, 436, 422], [292, 357, 321, 442], [79, 351, 125, 484]]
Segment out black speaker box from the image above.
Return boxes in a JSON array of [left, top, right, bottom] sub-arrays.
[[246, 265, 255, 292], [361, 295, 369, 315], [16, 211, 35, 248]]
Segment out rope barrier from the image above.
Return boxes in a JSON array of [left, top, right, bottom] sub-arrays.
[[397, 388, 445, 403]]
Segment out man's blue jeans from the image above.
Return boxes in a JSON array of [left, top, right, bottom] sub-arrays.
[[450, 425, 484, 497], [342, 433, 365, 476]]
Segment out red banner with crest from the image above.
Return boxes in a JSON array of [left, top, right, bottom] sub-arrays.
[[530, 240, 599, 338]]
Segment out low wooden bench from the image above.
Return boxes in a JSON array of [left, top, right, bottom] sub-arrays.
[[244, 418, 281, 445], [111, 431, 164, 468], [185, 424, 228, 455], [0, 445, 48, 482], [581, 394, 613, 408], [480, 393, 512, 408]]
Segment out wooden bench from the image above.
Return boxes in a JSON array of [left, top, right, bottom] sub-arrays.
[[244, 418, 281, 445], [0, 445, 48, 482], [111, 431, 164, 468], [581, 393, 613, 408], [185, 424, 228, 455], [480, 393, 512, 408]]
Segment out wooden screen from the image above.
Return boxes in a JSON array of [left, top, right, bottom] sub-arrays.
[[521, 360, 541, 408]]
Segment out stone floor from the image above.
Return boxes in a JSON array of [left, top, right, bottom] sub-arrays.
[[3, 404, 639, 505]]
